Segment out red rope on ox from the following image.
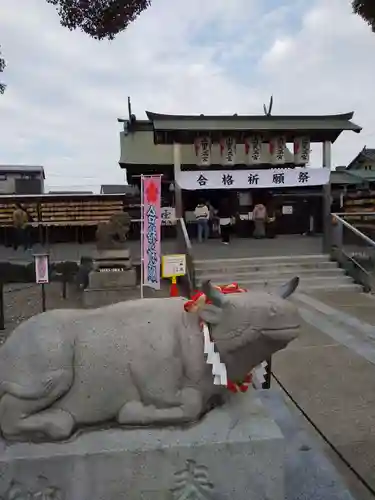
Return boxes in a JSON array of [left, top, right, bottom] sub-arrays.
[[184, 282, 253, 393], [184, 283, 247, 313]]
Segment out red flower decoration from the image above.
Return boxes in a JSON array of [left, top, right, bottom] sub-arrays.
[[146, 181, 159, 204]]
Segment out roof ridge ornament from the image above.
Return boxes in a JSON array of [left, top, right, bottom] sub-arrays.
[[263, 95, 273, 116]]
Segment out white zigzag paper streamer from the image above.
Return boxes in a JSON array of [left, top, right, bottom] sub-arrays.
[[202, 323, 227, 386], [252, 361, 268, 389], [202, 322, 268, 389]]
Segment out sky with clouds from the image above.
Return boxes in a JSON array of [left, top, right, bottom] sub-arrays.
[[0, 0, 374, 192]]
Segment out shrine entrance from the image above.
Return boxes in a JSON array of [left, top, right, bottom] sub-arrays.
[[123, 110, 362, 252], [146, 112, 361, 252], [182, 186, 322, 240]]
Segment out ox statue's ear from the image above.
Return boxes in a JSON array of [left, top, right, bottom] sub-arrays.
[[198, 304, 224, 325], [198, 280, 228, 325], [201, 280, 228, 308], [276, 276, 299, 299]]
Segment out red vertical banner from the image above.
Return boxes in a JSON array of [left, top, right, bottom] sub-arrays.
[[141, 175, 162, 291]]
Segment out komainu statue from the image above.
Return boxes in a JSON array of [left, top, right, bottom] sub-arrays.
[[0, 278, 300, 442], [95, 212, 131, 250]]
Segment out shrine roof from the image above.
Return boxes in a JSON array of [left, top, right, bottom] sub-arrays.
[[145, 111, 362, 144], [347, 147, 375, 170], [330, 170, 363, 185]]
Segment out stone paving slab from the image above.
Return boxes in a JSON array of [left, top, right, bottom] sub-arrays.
[[285, 321, 340, 350], [0, 235, 324, 263], [308, 291, 375, 307], [340, 307, 375, 325], [274, 344, 375, 433], [293, 298, 375, 364], [0, 241, 176, 264], [307, 290, 375, 326], [191, 235, 324, 260], [273, 311, 375, 494], [259, 388, 357, 500], [336, 439, 375, 489]]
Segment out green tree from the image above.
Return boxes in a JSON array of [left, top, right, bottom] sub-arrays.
[[0, 46, 6, 94], [352, 0, 375, 32], [46, 0, 152, 40]]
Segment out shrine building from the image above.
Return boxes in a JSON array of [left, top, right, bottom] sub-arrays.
[[118, 109, 361, 249]]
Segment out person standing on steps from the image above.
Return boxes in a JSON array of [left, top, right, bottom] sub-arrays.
[[253, 202, 267, 239], [207, 200, 220, 237], [218, 198, 232, 244], [194, 199, 210, 243]]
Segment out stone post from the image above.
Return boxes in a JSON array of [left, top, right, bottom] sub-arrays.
[[322, 140, 332, 253]]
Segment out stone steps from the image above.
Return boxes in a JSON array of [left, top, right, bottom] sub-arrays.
[[195, 261, 339, 274], [194, 254, 361, 292], [196, 276, 360, 291], [197, 267, 344, 283], [195, 254, 333, 270]]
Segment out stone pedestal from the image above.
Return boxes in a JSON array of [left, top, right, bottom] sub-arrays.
[[84, 286, 140, 308], [0, 394, 284, 500], [84, 248, 137, 307]]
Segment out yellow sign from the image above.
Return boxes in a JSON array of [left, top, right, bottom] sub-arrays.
[[162, 254, 186, 278]]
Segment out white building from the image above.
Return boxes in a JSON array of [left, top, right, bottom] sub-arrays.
[[0, 165, 45, 194]]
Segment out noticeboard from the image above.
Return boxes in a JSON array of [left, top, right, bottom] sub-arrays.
[[34, 254, 49, 284], [162, 254, 186, 278]]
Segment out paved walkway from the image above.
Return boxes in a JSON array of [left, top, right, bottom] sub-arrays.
[[260, 388, 358, 500], [192, 234, 324, 260], [0, 235, 324, 263], [272, 290, 375, 499], [306, 290, 375, 327]]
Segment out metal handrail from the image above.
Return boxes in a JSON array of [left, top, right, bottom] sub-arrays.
[[179, 217, 193, 252], [333, 212, 375, 216], [331, 213, 375, 291], [177, 218, 196, 294], [332, 214, 375, 249]]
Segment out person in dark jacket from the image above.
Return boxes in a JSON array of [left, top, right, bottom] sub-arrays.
[[218, 199, 232, 244], [12, 203, 28, 250], [23, 206, 34, 249]]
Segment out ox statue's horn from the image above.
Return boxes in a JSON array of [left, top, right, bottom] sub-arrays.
[[201, 280, 227, 307], [276, 276, 299, 299]]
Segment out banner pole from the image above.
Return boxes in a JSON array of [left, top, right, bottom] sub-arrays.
[[140, 175, 145, 299], [140, 175, 144, 299]]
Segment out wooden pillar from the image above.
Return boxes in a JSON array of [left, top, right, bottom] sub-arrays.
[[322, 140, 332, 253], [173, 142, 183, 219]]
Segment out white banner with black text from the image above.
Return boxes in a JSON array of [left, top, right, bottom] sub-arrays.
[[176, 168, 330, 190]]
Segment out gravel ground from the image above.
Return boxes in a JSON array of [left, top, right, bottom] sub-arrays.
[[1, 282, 84, 342], [1, 280, 175, 343]]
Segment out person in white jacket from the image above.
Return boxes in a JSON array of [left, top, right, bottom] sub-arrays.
[[194, 200, 210, 242]]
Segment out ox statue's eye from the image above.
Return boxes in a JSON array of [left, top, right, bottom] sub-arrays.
[[270, 305, 278, 317]]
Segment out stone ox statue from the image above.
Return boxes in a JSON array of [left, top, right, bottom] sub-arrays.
[[0, 278, 300, 442]]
